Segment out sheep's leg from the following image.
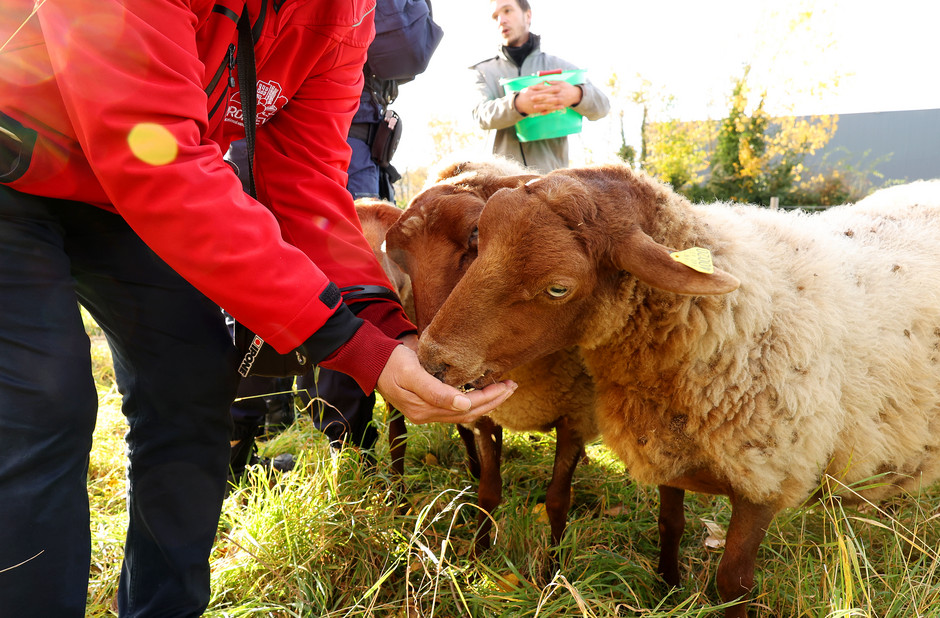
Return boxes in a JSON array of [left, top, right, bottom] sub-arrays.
[[456, 423, 481, 479], [656, 485, 686, 587], [545, 416, 583, 548], [471, 416, 503, 555], [715, 497, 775, 618]]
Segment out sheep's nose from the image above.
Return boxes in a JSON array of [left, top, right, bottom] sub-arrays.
[[418, 354, 453, 385], [425, 362, 449, 384], [418, 334, 439, 364], [418, 335, 460, 385], [417, 347, 446, 378]]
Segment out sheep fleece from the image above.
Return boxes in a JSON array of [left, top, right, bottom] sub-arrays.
[[593, 190, 940, 509]]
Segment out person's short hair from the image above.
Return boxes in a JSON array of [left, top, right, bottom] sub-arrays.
[[492, 0, 532, 12]]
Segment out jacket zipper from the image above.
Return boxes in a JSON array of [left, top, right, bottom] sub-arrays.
[[515, 64, 527, 166], [205, 0, 267, 121], [207, 44, 236, 120]]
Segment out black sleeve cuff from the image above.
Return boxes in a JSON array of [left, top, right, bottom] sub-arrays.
[[300, 303, 364, 365]]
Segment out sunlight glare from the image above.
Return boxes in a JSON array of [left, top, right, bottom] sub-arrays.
[[127, 123, 178, 166]]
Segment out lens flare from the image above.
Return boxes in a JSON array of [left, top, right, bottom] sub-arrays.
[[127, 123, 178, 166]]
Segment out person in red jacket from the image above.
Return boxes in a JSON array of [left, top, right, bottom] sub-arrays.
[[0, 1, 516, 615]]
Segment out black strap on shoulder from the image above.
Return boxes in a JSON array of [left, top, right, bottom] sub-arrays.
[[236, 6, 257, 198]]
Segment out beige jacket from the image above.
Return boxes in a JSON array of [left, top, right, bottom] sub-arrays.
[[471, 35, 610, 173]]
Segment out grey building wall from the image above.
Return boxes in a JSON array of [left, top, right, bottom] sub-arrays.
[[804, 108, 940, 184]]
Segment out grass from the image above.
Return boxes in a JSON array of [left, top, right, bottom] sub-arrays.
[[83, 313, 940, 617]]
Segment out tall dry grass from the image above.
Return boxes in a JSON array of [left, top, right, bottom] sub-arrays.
[[83, 313, 940, 617]]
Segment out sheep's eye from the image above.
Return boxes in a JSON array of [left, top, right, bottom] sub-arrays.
[[546, 284, 569, 298], [467, 227, 479, 250]]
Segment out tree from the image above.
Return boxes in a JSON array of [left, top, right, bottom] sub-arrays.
[[607, 73, 714, 192], [393, 166, 428, 207], [391, 115, 485, 206], [706, 65, 838, 205], [605, 72, 642, 168], [644, 117, 715, 193], [703, 2, 844, 204], [629, 76, 651, 168], [708, 65, 772, 202], [605, 2, 845, 205], [426, 116, 485, 165]]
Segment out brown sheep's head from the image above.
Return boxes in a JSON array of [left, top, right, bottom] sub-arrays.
[[353, 197, 413, 321], [418, 164, 740, 389], [386, 167, 538, 333]]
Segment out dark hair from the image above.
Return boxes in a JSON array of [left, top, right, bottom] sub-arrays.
[[493, 0, 531, 12]]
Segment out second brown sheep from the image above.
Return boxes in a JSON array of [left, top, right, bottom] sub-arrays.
[[385, 159, 600, 554]]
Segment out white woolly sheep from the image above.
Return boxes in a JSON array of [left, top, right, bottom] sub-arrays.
[[854, 178, 940, 209], [386, 159, 600, 554], [417, 163, 940, 616]]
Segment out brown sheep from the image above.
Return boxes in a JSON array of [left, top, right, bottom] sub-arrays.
[[349, 198, 414, 479], [417, 163, 940, 616], [354, 198, 414, 322], [386, 160, 600, 554]]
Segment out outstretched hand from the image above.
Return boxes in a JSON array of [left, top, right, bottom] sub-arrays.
[[376, 343, 517, 425]]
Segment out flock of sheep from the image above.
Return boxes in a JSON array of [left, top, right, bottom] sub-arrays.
[[353, 159, 940, 617]]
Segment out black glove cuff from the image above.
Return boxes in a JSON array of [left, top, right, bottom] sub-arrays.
[[233, 303, 363, 378], [300, 303, 364, 365]]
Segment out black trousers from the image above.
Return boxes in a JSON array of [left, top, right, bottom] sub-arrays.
[[0, 186, 239, 616]]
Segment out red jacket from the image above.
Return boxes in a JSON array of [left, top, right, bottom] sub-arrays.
[[0, 0, 413, 392]]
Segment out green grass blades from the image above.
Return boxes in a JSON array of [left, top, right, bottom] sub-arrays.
[[84, 315, 940, 617]]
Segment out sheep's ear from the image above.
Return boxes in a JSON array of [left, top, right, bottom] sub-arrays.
[[613, 228, 740, 295], [354, 199, 403, 234]]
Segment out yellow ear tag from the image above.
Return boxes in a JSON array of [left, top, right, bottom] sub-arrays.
[[670, 247, 714, 274]]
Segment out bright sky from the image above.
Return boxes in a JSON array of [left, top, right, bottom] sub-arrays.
[[391, 0, 940, 171]]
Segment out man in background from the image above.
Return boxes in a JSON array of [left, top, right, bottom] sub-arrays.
[[471, 0, 610, 173]]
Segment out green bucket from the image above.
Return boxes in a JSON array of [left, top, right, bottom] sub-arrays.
[[500, 69, 587, 142]]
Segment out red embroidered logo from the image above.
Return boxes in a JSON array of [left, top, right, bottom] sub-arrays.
[[225, 79, 288, 127]]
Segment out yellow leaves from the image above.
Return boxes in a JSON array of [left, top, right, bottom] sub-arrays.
[[737, 141, 762, 179], [495, 571, 522, 592], [643, 118, 715, 190], [836, 534, 858, 609], [769, 114, 839, 158], [426, 115, 485, 165], [531, 502, 550, 524]]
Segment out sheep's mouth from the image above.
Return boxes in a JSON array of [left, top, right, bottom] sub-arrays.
[[459, 369, 501, 392]]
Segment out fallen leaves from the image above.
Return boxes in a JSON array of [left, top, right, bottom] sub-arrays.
[[701, 518, 727, 549]]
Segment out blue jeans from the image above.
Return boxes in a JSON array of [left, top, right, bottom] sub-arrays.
[[346, 136, 380, 200], [0, 186, 239, 616]]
